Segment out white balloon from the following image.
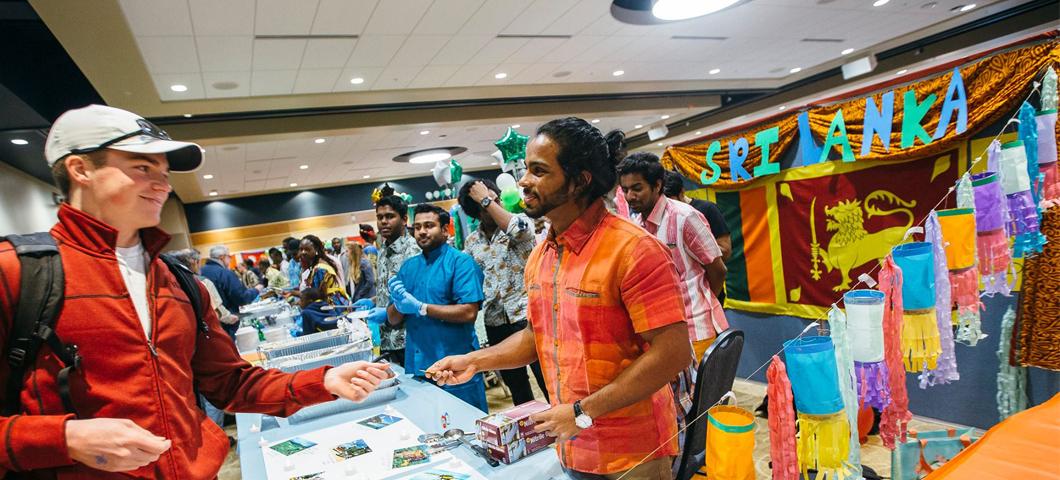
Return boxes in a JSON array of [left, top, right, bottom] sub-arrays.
[[425, 191, 434, 200], [496, 173, 517, 192]]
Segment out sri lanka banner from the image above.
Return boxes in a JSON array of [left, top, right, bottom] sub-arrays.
[[669, 35, 1057, 319]]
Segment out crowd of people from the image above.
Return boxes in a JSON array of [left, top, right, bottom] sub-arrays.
[[0, 104, 731, 480]]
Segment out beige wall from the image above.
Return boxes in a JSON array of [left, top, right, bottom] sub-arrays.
[[0, 162, 59, 235]]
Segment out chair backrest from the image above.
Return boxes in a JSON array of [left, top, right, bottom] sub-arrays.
[[675, 329, 745, 480]]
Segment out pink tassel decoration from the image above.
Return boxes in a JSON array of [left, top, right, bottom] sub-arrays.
[[878, 256, 911, 449], [767, 355, 799, 480]]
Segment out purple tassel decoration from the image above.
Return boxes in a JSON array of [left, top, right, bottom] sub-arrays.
[[854, 361, 890, 410], [922, 212, 959, 387]]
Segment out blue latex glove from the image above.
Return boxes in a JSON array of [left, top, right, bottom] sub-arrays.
[[352, 298, 375, 311], [388, 279, 424, 316], [365, 307, 388, 325]]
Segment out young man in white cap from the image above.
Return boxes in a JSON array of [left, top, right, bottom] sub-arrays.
[[0, 105, 392, 478]]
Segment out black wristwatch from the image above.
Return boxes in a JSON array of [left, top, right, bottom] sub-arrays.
[[480, 197, 493, 209], [573, 400, 593, 429]]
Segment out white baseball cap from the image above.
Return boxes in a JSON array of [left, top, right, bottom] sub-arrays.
[[45, 104, 203, 172]]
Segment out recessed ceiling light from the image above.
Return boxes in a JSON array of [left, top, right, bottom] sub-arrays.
[[661, 115, 670, 120], [289, 183, 298, 187], [953, 3, 976, 12], [652, 0, 741, 20], [409, 150, 453, 164], [634, 124, 643, 129], [511, 124, 520, 129], [695, 131, 702, 135], [183, 113, 193, 118], [350, 77, 364, 84], [708, 68, 721, 75], [778, 106, 787, 110], [494, 72, 507, 79], [203, 174, 214, 179], [612, 70, 625, 77], [873, 0, 889, 6], [299, 164, 309, 170], [170, 84, 188, 92], [420, 130, 430, 135], [10, 139, 28, 145], [209, 191, 218, 196], [657, 143, 663, 146], [789, 67, 802, 74], [362, 175, 371, 179], [896, 69, 908, 75], [591, 119, 600, 123], [490, 162, 498, 166], [314, 138, 326, 144], [841, 48, 855, 55]]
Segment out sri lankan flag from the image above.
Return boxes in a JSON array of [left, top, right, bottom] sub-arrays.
[[694, 148, 965, 319]]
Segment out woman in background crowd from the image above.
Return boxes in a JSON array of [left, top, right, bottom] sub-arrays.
[[298, 234, 350, 307], [346, 242, 377, 302]]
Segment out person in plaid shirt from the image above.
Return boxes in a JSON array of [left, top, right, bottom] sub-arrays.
[[363, 195, 420, 366], [428, 117, 692, 480]]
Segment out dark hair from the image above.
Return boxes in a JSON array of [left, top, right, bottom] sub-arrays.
[[617, 152, 665, 189], [375, 195, 409, 220], [663, 170, 686, 198], [52, 151, 106, 198], [243, 258, 255, 268], [536, 117, 625, 202], [301, 234, 341, 272], [283, 237, 300, 251], [457, 179, 500, 220], [300, 287, 325, 303], [268, 247, 282, 257], [413, 203, 450, 227], [257, 258, 271, 271]]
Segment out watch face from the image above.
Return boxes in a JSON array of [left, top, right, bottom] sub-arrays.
[[575, 415, 592, 429]]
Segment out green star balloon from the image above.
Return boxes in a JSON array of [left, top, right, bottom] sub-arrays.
[[449, 159, 463, 183], [495, 127, 529, 164]]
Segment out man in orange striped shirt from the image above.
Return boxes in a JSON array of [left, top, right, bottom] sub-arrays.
[[428, 118, 692, 479]]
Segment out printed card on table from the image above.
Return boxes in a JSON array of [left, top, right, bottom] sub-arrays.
[[330, 439, 372, 461], [269, 437, 317, 456], [357, 413, 403, 430], [392, 444, 431, 469]]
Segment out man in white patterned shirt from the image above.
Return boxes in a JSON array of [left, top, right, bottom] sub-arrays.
[[618, 153, 728, 361], [458, 179, 548, 405], [370, 195, 421, 366]]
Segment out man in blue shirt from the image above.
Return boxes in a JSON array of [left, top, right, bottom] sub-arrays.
[[282, 236, 303, 290], [200, 245, 261, 338], [387, 204, 487, 411]]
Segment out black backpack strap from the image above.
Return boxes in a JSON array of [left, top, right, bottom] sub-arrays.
[[159, 253, 209, 337], [2, 233, 79, 417]]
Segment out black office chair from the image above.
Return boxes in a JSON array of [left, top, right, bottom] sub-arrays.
[[674, 329, 745, 480]]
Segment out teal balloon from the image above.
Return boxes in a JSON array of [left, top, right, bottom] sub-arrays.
[[450, 159, 463, 183], [495, 127, 529, 164]]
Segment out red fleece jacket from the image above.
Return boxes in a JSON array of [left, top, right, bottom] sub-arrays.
[[0, 204, 336, 478]]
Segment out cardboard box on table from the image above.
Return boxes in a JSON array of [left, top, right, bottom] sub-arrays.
[[476, 401, 556, 464]]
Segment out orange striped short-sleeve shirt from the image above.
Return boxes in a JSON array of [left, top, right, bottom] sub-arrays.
[[525, 199, 686, 475]]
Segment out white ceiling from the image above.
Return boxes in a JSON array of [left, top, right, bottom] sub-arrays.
[[190, 109, 685, 202], [118, 0, 1002, 101]]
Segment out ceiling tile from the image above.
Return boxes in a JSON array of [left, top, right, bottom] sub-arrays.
[[413, 0, 485, 35], [346, 35, 406, 67], [362, 0, 432, 35], [443, 63, 495, 87], [475, 63, 529, 86], [255, 0, 319, 36], [311, 0, 378, 35], [202, 71, 251, 98], [429, 35, 492, 65], [407, 65, 461, 88], [119, 0, 193, 37], [539, 1, 606, 36], [578, 13, 626, 36], [372, 65, 425, 91], [196, 36, 253, 72], [244, 180, 266, 191], [505, 37, 567, 65], [136, 36, 200, 75], [152, 72, 205, 101], [508, 62, 563, 84], [250, 70, 298, 96], [188, 0, 254, 36], [457, 0, 529, 34], [293, 68, 342, 93], [466, 37, 527, 65], [252, 39, 307, 70], [500, 0, 579, 36], [571, 35, 641, 64], [389, 36, 449, 67], [537, 35, 603, 63], [301, 38, 358, 69]]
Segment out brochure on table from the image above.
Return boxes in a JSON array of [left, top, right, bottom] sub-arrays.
[[262, 407, 488, 480]]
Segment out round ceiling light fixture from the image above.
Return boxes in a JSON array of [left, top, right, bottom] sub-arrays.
[[170, 84, 188, 92], [611, 0, 746, 25], [211, 81, 239, 90], [393, 146, 468, 165], [10, 139, 28, 145]]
